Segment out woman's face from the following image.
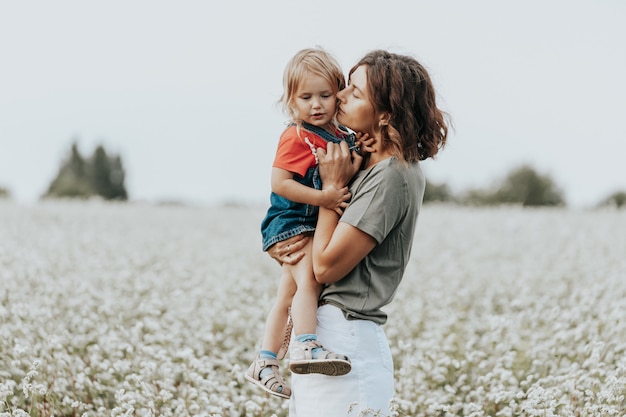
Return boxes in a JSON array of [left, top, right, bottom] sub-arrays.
[[336, 65, 376, 134]]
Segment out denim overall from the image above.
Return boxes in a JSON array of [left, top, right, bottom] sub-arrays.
[[261, 122, 356, 251]]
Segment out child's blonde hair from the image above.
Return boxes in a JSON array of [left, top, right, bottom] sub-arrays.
[[279, 47, 345, 123]]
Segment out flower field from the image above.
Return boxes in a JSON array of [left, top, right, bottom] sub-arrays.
[[1, 200, 625, 417]]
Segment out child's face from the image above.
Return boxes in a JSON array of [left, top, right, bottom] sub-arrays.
[[293, 72, 337, 130]]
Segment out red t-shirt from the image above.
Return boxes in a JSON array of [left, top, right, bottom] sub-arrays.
[[273, 125, 335, 177]]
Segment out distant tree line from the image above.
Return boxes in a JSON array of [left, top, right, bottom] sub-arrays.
[[1, 146, 625, 208], [44, 142, 128, 200], [598, 191, 626, 208], [423, 164, 626, 209]]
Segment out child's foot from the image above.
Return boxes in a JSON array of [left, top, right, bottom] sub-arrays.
[[244, 356, 291, 399], [289, 340, 351, 376]]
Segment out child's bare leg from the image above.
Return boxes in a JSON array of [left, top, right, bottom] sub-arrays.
[[245, 266, 295, 398], [285, 240, 351, 376], [261, 267, 296, 354], [284, 238, 320, 336]]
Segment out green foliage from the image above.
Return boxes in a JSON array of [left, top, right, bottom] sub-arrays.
[[598, 191, 626, 208], [460, 165, 565, 207], [459, 188, 492, 206], [0, 186, 10, 199], [424, 179, 454, 203], [45, 142, 128, 200], [90, 145, 128, 200]]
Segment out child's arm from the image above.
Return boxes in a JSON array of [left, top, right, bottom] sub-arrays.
[[271, 167, 350, 215], [355, 132, 375, 154]]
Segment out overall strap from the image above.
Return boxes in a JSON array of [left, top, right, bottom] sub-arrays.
[[301, 121, 355, 146]]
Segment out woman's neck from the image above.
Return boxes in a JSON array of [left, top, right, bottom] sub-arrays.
[[364, 149, 393, 169]]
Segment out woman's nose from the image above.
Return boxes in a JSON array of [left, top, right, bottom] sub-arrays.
[[337, 90, 346, 102]]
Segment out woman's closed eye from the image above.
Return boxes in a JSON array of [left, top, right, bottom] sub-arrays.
[[345, 86, 359, 99]]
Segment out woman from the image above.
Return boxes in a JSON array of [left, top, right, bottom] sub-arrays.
[[269, 50, 448, 416]]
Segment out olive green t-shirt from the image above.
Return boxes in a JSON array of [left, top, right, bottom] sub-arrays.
[[319, 157, 425, 325]]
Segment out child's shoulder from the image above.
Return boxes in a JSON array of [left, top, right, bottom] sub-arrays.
[[279, 125, 302, 144], [280, 123, 320, 141]]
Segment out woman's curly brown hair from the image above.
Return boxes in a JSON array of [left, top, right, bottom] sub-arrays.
[[349, 50, 449, 162]]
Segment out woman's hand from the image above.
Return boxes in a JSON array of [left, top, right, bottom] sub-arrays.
[[317, 141, 362, 190], [267, 234, 310, 265]]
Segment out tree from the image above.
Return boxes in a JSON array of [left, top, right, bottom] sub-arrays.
[[107, 155, 128, 200], [424, 179, 454, 203], [460, 165, 566, 207], [89, 145, 127, 200], [45, 143, 93, 198], [0, 186, 10, 199], [45, 142, 128, 200], [598, 191, 626, 208], [493, 165, 565, 207]]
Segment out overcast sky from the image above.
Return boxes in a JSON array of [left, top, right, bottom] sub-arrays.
[[1, 1, 625, 208]]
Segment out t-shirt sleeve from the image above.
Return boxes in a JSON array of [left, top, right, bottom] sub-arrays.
[[272, 129, 315, 178], [341, 166, 406, 243]]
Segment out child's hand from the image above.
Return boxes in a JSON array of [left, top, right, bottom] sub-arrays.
[[320, 185, 351, 216], [355, 132, 375, 154]]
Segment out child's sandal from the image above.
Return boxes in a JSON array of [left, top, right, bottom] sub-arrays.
[[245, 357, 291, 399], [289, 340, 351, 376]]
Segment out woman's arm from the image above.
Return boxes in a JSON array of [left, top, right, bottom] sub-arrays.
[[271, 167, 350, 214], [313, 142, 375, 284], [313, 208, 376, 284]]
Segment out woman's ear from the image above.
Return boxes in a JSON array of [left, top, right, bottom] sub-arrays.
[[378, 112, 391, 127]]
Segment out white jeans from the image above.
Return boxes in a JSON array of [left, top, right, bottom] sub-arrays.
[[289, 304, 394, 417]]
